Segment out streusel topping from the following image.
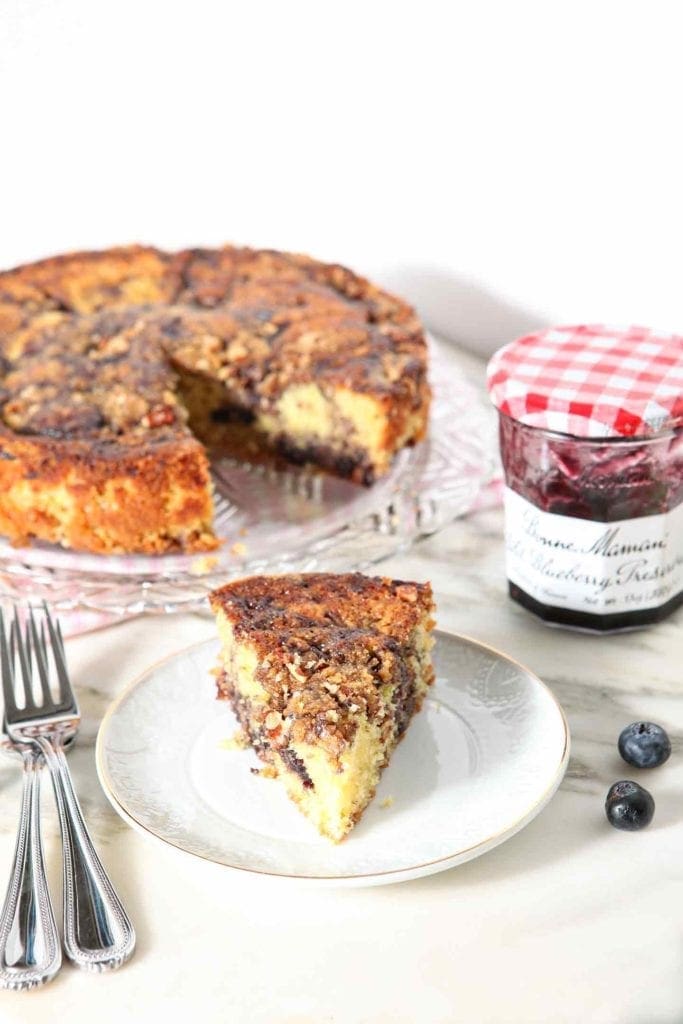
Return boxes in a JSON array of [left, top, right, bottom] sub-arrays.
[[0, 244, 428, 446]]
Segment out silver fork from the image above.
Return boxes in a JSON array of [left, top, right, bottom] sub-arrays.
[[0, 605, 135, 972], [0, 685, 61, 990]]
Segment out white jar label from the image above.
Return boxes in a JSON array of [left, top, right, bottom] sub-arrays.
[[504, 488, 683, 615]]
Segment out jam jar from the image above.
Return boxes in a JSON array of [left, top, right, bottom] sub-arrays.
[[487, 324, 683, 632]]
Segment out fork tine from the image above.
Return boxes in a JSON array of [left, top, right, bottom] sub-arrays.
[[42, 602, 73, 707], [28, 607, 53, 709], [41, 619, 55, 703], [0, 608, 18, 718], [13, 609, 36, 711], [55, 619, 66, 660]]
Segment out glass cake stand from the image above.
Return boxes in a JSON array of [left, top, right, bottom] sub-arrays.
[[0, 339, 497, 615]]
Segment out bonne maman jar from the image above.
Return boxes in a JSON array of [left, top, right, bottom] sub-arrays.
[[487, 324, 683, 632]]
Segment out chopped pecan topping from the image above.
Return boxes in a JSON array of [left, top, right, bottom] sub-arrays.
[[144, 403, 176, 428], [211, 572, 435, 760]]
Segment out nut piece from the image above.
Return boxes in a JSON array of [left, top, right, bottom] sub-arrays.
[[144, 403, 176, 428], [264, 711, 282, 731], [286, 662, 307, 684]]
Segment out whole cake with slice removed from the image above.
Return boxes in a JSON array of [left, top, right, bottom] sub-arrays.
[[209, 572, 435, 842], [0, 245, 430, 554]]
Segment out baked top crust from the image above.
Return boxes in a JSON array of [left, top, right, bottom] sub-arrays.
[[210, 570, 433, 641], [0, 244, 426, 429], [0, 307, 190, 449]]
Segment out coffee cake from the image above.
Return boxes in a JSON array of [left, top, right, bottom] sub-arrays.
[[209, 572, 435, 842], [0, 246, 430, 554]]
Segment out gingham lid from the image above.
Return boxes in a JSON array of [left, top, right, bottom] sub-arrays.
[[487, 324, 683, 439]]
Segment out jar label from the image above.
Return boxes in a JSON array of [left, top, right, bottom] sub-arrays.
[[504, 488, 683, 615]]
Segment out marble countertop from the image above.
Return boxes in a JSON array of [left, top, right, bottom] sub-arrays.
[[1, 349, 682, 1024]]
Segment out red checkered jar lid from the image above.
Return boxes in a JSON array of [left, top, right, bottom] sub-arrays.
[[487, 324, 683, 439]]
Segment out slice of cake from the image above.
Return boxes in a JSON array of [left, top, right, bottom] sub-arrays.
[[209, 572, 435, 841]]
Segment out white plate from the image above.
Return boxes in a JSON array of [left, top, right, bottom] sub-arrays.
[[96, 631, 569, 887]]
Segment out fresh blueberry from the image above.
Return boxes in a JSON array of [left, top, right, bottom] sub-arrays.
[[605, 781, 655, 831], [618, 722, 671, 769]]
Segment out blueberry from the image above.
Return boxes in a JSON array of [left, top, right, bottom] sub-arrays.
[[618, 722, 671, 769], [605, 781, 655, 831]]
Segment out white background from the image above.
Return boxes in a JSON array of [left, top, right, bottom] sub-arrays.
[[2, 0, 683, 355], [2, 11, 683, 1023]]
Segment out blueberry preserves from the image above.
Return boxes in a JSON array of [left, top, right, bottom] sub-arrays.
[[488, 325, 683, 632]]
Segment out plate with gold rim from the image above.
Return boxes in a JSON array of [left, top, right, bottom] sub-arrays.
[[95, 629, 569, 887]]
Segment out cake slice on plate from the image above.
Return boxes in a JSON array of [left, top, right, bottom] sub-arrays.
[[209, 572, 435, 842]]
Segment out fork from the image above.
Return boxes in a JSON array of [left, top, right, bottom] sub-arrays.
[[0, 605, 135, 972], [0, 714, 61, 990]]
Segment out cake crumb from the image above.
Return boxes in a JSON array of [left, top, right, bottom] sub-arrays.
[[380, 796, 394, 809], [250, 764, 278, 779], [230, 541, 248, 557], [218, 730, 249, 751], [190, 555, 219, 576]]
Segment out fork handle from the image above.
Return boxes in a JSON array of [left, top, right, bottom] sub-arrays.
[[35, 736, 135, 971], [0, 748, 61, 990]]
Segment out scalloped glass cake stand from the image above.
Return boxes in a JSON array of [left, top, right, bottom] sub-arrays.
[[0, 340, 497, 615]]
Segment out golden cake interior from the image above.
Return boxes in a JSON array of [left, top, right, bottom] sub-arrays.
[[210, 572, 435, 842]]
